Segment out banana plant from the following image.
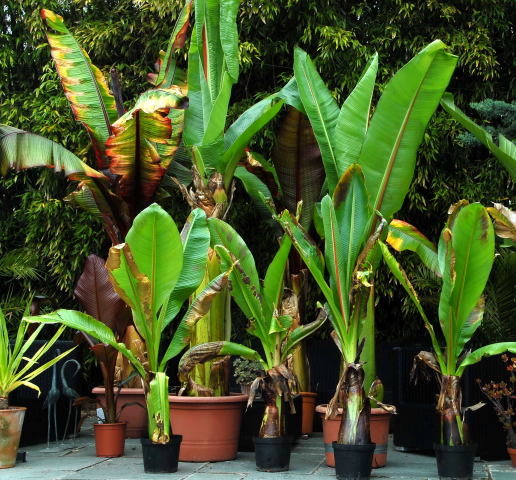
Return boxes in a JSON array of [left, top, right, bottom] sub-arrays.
[[379, 202, 516, 446], [276, 164, 393, 445], [170, 0, 299, 393], [440, 93, 516, 180], [24, 204, 232, 443], [293, 40, 458, 395], [177, 217, 327, 437], [0, 8, 190, 243]]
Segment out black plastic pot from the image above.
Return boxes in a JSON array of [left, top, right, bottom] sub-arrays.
[[141, 435, 182, 473], [332, 442, 375, 480], [434, 443, 476, 480], [253, 436, 291, 472]]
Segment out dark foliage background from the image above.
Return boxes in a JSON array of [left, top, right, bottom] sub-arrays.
[[1, 0, 514, 346]]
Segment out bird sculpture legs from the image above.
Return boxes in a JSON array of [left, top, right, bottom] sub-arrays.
[[60, 359, 81, 448]]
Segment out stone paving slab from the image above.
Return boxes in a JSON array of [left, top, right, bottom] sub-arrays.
[[1, 428, 512, 480]]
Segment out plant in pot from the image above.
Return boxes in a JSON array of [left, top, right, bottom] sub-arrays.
[[177, 217, 327, 471], [477, 355, 516, 467], [73, 254, 136, 455], [233, 358, 263, 396], [291, 40, 457, 469], [0, 305, 73, 468], [25, 203, 231, 473], [379, 201, 516, 480]]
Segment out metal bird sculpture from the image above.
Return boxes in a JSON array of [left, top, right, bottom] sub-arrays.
[[60, 358, 81, 445], [41, 349, 61, 451]]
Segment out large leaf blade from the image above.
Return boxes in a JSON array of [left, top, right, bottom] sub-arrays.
[[294, 47, 340, 194], [41, 9, 118, 167], [359, 40, 457, 221]]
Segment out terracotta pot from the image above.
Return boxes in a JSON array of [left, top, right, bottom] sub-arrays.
[[169, 394, 247, 462], [0, 407, 26, 469], [93, 387, 146, 438], [94, 422, 126, 457], [300, 392, 317, 435], [508, 447, 516, 468], [315, 404, 391, 468]]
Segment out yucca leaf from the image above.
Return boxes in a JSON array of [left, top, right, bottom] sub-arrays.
[[294, 47, 340, 194], [387, 219, 440, 276], [41, 9, 118, 167], [440, 93, 516, 179], [359, 40, 457, 221]]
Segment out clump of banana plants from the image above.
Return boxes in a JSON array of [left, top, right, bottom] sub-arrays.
[[178, 217, 327, 438], [24, 204, 230, 444], [380, 201, 516, 446]]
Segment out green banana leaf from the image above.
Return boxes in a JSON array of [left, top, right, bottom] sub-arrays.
[[334, 53, 378, 171], [294, 47, 340, 193], [440, 93, 516, 179], [457, 342, 516, 375], [359, 40, 457, 221], [263, 234, 292, 316], [164, 208, 210, 325], [23, 310, 146, 378], [41, 9, 118, 167]]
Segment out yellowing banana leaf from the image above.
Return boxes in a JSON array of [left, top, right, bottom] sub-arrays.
[[387, 219, 440, 276], [41, 9, 118, 168]]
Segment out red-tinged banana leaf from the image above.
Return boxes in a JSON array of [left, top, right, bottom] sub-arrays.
[[74, 254, 131, 336], [0, 124, 106, 181], [272, 107, 324, 231], [387, 219, 440, 276], [41, 9, 118, 168], [66, 179, 132, 244], [153, 1, 193, 89], [107, 110, 172, 215]]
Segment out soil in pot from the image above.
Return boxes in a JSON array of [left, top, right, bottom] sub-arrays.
[[254, 436, 291, 472], [93, 422, 126, 457], [169, 394, 246, 462], [434, 443, 477, 480], [141, 436, 182, 473], [0, 407, 26, 469], [92, 387, 146, 438], [316, 404, 391, 468], [333, 442, 375, 480], [300, 392, 317, 435]]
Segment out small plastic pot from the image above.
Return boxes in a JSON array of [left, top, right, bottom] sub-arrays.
[[93, 422, 126, 457], [434, 443, 477, 480], [141, 435, 182, 474], [332, 442, 375, 480], [253, 436, 291, 472]]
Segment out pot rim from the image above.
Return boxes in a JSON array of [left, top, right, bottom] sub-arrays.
[[93, 421, 127, 427], [315, 404, 392, 416], [0, 406, 27, 413], [92, 387, 144, 394], [299, 391, 317, 398], [168, 394, 248, 403]]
